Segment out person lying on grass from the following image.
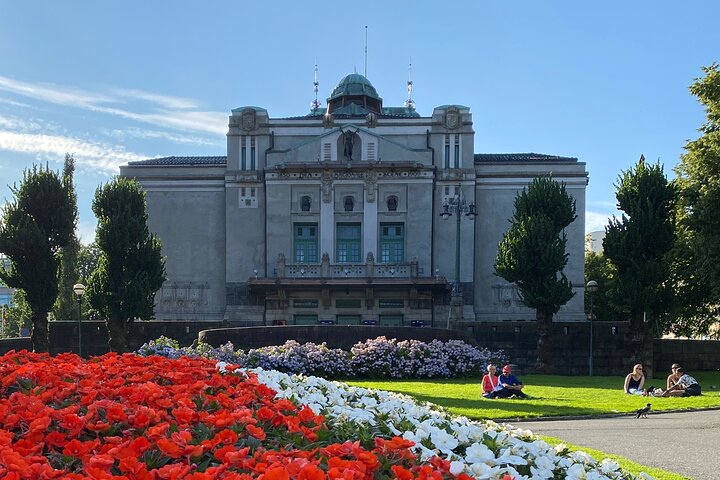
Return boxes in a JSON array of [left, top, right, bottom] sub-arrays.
[[494, 364, 529, 399]]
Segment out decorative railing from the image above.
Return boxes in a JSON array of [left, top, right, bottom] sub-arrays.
[[273, 252, 421, 279]]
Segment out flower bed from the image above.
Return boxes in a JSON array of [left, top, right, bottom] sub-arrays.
[[138, 336, 506, 379], [0, 351, 470, 479], [227, 365, 650, 480]]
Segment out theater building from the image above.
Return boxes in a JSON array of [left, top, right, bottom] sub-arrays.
[[120, 73, 587, 327]]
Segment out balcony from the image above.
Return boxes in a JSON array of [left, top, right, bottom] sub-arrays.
[[248, 253, 447, 291]]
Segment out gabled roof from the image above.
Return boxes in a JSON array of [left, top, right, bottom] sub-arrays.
[[474, 153, 578, 163], [128, 156, 227, 166]]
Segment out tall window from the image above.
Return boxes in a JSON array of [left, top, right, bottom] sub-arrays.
[[250, 137, 256, 170], [241, 137, 247, 170], [454, 134, 460, 168], [336, 223, 361, 263], [444, 134, 450, 169], [380, 223, 404, 263], [294, 224, 318, 263]]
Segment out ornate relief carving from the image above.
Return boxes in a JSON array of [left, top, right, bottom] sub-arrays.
[[323, 113, 334, 128], [493, 284, 519, 309], [321, 170, 333, 203], [364, 170, 378, 203], [366, 112, 377, 128], [157, 282, 209, 313], [443, 106, 461, 130], [241, 108, 256, 131]]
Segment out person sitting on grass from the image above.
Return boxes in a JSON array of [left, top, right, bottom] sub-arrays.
[[481, 364, 501, 398], [495, 365, 529, 399], [667, 363, 682, 390], [661, 367, 702, 397], [623, 363, 646, 395]]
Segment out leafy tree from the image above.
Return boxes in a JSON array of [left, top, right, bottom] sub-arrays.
[[584, 251, 625, 323], [0, 166, 75, 352], [87, 178, 165, 352], [53, 154, 81, 321], [2, 290, 32, 338], [495, 176, 577, 373], [663, 224, 719, 338], [603, 156, 675, 378], [78, 242, 100, 284], [673, 63, 720, 334]]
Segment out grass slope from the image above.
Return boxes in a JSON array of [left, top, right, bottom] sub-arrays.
[[349, 372, 720, 421], [348, 372, 719, 480]]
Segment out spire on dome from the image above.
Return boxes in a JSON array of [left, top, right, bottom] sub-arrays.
[[405, 62, 415, 111], [310, 64, 321, 112]]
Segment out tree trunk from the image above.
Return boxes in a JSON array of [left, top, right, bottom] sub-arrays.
[[535, 310, 554, 373], [628, 311, 655, 379], [30, 310, 50, 353], [106, 317, 130, 353]]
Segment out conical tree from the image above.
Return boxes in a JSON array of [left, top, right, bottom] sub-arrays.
[[495, 176, 577, 373], [53, 154, 82, 321], [604, 156, 675, 379], [0, 165, 75, 352], [87, 178, 165, 352]]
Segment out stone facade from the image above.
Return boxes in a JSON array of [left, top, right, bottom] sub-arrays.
[[120, 74, 588, 327]]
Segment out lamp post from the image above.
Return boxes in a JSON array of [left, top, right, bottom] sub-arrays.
[[439, 184, 477, 328], [586, 280, 598, 376], [73, 283, 85, 357]]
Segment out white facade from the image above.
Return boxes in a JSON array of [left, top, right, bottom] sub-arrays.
[[120, 74, 588, 327]]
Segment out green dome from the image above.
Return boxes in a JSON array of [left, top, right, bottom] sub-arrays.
[[328, 74, 381, 101]]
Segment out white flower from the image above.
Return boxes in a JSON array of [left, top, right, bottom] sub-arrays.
[[449, 460, 466, 475], [464, 442, 495, 464], [229, 364, 645, 480]]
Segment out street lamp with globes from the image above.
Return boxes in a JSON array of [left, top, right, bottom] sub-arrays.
[[586, 280, 599, 376], [73, 283, 86, 357]]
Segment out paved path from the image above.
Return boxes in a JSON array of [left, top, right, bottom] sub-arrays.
[[516, 410, 720, 479]]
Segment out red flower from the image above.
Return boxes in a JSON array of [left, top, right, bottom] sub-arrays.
[[246, 424, 267, 440]]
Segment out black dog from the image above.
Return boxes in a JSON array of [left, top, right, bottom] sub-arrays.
[[635, 403, 651, 419]]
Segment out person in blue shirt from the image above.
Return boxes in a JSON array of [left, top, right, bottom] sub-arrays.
[[496, 365, 529, 399]]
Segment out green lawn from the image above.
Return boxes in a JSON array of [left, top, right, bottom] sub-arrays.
[[347, 373, 719, 480], [348, 371, 720, 421]]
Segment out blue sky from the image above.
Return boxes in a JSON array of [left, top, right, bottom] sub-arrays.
[[1, 1, 718, 243]]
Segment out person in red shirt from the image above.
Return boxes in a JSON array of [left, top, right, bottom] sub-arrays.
[[481, 364, 500, 398]]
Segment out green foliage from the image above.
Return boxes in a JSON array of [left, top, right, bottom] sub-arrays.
[[584, 251, 625, 322], [53, 154, 81, 321], [1, 290, 31, 338], [87, 178, 166, 352], [495, 176, 577, 315], [0, 165, 75, 351], [494, 176, 577, 373], [78, 242, 100, 283], [603, 156, 676, 376], [673, 63, 720, 334]]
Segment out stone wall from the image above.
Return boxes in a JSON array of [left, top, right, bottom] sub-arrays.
[[1, 321, 718, 376], [469, 321, 720, 375], [199, 325, 476, 351]]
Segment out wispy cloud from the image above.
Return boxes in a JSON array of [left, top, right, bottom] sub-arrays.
[[0, 130, 147, 173], [0, 75, 227, 136], [585, 210, 615, 233], [103, 127, 222, 147], [0, 75, 114, 109], [110, 88, 200, 110]]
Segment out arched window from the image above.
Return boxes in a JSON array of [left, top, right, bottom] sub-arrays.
[[344, 196, 354, 212], [301, 195, 311, 212], [387, 195, 398, 211]]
